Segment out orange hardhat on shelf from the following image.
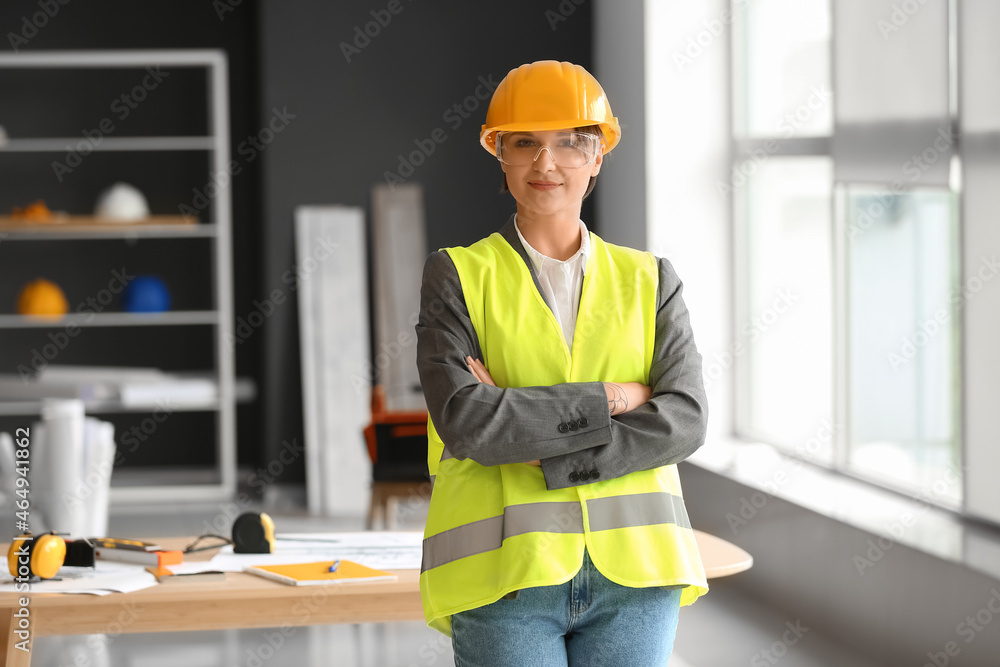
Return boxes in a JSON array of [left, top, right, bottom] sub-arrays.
[[480, 60, 621, 156], [17, 279, 69, 316]]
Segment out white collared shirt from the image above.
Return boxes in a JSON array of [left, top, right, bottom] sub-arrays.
[[514, 215, 590, 351]]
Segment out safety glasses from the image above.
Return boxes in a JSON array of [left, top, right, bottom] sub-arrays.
[[495, 131, 602, 168]]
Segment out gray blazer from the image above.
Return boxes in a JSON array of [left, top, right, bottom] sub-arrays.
[[415, 217, 708, 491]]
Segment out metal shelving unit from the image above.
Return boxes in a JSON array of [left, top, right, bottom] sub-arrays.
[[0, 50, 236, 503]]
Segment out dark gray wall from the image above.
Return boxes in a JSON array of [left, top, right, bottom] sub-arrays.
[[594, 0, 646, 250], [259, 1, 594, 483]]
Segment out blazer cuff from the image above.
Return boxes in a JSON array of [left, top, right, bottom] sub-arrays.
[[539, 383, 611, 489]]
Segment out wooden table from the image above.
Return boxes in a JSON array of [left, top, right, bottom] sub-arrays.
[[0, 531, 751, 666]]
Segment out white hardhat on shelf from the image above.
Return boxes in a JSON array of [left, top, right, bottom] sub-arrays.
[[94, 182, 150, 221]]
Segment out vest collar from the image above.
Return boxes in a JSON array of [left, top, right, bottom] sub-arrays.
[[497, 215, 595, 312], [512, 213, 590, 276]]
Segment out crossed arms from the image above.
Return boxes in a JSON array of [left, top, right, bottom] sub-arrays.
[[414, 240, 708, 491]]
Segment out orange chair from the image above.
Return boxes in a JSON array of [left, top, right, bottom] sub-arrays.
[[363, 386, 431, 529]]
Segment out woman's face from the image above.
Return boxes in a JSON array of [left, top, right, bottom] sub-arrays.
[[498, 130, 603, 219]]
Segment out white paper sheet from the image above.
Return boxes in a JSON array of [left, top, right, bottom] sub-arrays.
[[177, 531, 424, 573], [0, 559, 157, 594]]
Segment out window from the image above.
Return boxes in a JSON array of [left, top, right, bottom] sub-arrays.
[[731, 0, 962, 505]]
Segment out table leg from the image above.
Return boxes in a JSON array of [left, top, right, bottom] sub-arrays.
[[0, 608, 32, 667], [386, 495, 399, 530], [366, 485, 382, 530]]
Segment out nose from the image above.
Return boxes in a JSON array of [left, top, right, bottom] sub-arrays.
[[532, 146, 557, 170]]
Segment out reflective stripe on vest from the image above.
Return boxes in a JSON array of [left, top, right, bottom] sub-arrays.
[[422, 492, 690, 573]]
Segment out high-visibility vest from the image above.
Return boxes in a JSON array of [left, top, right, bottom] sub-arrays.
[[420, 230, 708, 636]]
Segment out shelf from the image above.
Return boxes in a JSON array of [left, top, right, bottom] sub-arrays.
[[0, 377, 255, 416], [0, 222, 217, 240], [0, 311, 220, 328], [0, 399, 219, 416], [0, 136, 215, 152], [0, 49, 228, 68]]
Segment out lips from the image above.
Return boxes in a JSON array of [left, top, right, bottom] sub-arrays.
[[528, 181, 560, 190]]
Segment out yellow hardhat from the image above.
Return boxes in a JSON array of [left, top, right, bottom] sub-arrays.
[[480, 60, 621, 156], [17, 278, 69, 316]]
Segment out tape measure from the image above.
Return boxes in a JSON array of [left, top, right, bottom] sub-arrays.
[[231, 512, 275, 554]]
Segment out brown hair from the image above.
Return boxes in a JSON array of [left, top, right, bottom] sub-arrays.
[[499, 125, 603, 200]]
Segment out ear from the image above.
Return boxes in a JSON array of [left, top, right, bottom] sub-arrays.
[[589, 149, 604, 178]]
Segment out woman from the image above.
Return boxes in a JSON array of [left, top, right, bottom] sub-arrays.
[[415, 60, 709, 666]]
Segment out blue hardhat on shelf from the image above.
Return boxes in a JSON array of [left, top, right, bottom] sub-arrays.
[[123, 275, 171, 313]]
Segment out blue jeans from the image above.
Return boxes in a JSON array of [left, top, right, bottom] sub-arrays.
[[450, 549, 682, 666]]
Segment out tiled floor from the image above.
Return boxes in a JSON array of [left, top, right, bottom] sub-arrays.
[[21, 498, 887, 666]]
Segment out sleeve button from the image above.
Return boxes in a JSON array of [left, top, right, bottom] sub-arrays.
[[578, 417, 589, 428], [558, 422, 569, 433], [590, 469, 600, 479], [569, 472, 580, 482], [579, 471, 590, 481], [568, 420, 579, 431]]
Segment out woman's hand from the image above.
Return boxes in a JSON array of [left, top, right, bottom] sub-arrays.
[[603, 382, 652, 416], [466, 356, 496, 386], [466, 356, 541, 466]]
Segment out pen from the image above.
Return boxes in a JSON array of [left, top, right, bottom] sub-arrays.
[[328, 559, 340, 573]]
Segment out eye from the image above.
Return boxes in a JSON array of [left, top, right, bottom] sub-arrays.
[[513, 137, 538, 148]]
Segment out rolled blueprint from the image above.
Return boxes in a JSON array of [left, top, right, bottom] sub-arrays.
[[0, 431, 15, 500], [80, 417, 116, 537], [32, 398, 86, 536]]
